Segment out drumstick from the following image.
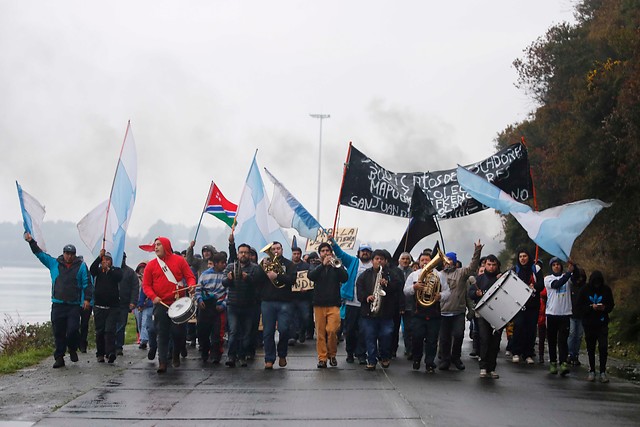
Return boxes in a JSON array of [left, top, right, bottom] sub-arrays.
[[159, 301, 170, 308]]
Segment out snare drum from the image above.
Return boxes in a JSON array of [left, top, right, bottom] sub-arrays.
[[475, 270, 533, 330], [167, 297, 197, 324]]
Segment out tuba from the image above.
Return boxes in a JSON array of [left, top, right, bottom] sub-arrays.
[[416, 249, 451, 308], [260, 242, 285, 288]]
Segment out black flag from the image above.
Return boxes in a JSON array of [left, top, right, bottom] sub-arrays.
[[392, 184, 439, 262]]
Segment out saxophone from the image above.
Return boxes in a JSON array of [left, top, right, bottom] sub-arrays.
[[370, 267, 387, 315]]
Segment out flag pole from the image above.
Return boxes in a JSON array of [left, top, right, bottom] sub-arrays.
[[193, 181, 214, 242], [521, 136, 539, 261], [102, 120, 131, 252], [332, 142, 352, 234]]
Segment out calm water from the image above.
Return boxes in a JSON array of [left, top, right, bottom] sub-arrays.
[[0, 266, 52, 324]]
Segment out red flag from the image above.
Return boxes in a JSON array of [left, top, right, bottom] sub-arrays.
[[204, 183, 238, 227]]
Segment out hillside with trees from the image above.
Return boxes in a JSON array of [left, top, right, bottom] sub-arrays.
[[497, 0, 639, 345]]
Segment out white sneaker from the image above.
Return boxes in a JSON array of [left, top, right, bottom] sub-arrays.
[[526, 357, 535, 365], [512, 355, 520, 363], [600, 372, 610, 383], [587, 372, 596, 382], [479, 369, 488, 378], [490, 371, 500, 379], [505, 351, 512, 358]]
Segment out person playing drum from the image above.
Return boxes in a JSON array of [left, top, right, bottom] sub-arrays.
[[142, 237, 196, 373]]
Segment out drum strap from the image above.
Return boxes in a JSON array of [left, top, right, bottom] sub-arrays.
[[156, 256, 178, 285]]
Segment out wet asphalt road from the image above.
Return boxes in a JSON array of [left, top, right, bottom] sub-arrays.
[[4, 336, 640, 427]]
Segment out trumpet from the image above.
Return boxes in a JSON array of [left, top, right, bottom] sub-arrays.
[[328, 257, 342, 268]]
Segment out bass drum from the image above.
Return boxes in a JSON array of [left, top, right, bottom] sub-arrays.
[[475, 270, 533, 330], [167, 297, 197, 324]]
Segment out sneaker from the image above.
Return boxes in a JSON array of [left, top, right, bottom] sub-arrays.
[[298, 335, 306, 344], [172, 353, 181, 368], [346, 354, 355, 363], [96, 355, 105, 363], [469, 352, 479, 359], [358, 357, 367, 365], [117, 349, 124, 356], [148, 347, 157, 360], [526, 357, 535, 365], [365, 363, 376, 371], [512, 355, 520, 363], [139, 342, 148, 350], [69, 351, 79, 363], [278, 357, 287, 367], [317, 360, 327, 369], [479, 369, 488, 378], [225, 359, 236, 368], [288, 338, 296, 346], [380, 360, 390, 369], [549, 362, 558, 375], [505, 351, 512, 358], [156, 362, 167, 373], [426, 365, 435, 374], [264, 361, 274, 370], [438, 361, 450, 371], [329, 357, 338, 367], [560, 362, 570, 377], [490, 371, 500, 379], [108, 353, 117, 363], [240, 359, 248, 367], [587, 371, 596, 382], [452, 359, 465, 370], [599, 372, 610, 383], [412, 360, 421, 370], [52, 357, 65, 369]]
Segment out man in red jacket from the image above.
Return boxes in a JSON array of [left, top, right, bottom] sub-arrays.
[[142, 237, 196, 373]]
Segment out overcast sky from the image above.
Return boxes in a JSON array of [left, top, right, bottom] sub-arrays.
[[0, 1, 578, 262]]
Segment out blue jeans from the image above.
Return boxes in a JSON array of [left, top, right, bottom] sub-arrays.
[[360, 317, 393, 365], [227, 305, 254, 361], [141, 306, 156, 350], [51, 303, 81, 359], [261, 300, 292, 363], [568, 317, 584, 359]]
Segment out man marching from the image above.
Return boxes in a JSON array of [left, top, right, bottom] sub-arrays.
[[142, 237, 196, 373], [24, 232, 91, 368]]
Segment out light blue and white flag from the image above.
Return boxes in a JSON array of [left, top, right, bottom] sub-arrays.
[[78, 122, 137, 267], [234, 153, 290, 258], [264, 168, 323, 240], [16, 181, 47, 251], [456, 165, 611, 261]]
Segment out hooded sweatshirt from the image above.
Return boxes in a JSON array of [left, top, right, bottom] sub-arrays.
[[142, 237, 196, 306], [577, 271, 614, 328]]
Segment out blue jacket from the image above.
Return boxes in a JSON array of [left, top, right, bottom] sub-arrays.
[[29, 240, 91, 305]]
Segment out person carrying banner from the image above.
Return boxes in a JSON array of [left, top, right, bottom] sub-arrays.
[[257, 241, 296, 369], [222, 243, 260, 367], [357, 249, 402, 370], [332, 241, 372, 364], [308, 242, 349, 368], [141, 237, 196, 373], [438, 242, 482, 371], [404, 252, 450, 373], [24, 232, 91, 368], [89, 250, 123, 363]]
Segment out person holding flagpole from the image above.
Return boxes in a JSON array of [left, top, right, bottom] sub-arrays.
[[142, 237, 196, 373], [24, 232, 91, 368]]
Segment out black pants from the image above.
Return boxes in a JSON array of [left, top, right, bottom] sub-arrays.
[[411, 316, 441, 368], [115, 305, 130, 351], [546, 315, 570, 364], [51, 303, 81, 359], [94, 306, 119, 357], [153, 304, 187, 364], [584, 323, 608, 373], [197, 300, 223, 361], [79, 306, 92, 351], [478, 317, 502, 371], [438, 313, 465, 363], [344, 305, 366, 358], [402, 311, 414, 355], [512, 307, 539, 358]]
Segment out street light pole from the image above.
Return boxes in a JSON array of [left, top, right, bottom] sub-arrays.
[[310, 113, 330, 222]]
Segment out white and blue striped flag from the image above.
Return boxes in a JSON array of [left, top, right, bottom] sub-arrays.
[[78, 122, 137, 267], [456, 165, 611, 261], [234, 153, 290, 257], [264, 167, 323, 240], [16, 181, 47, 251]]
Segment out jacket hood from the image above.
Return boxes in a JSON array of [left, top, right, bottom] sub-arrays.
[[155, 237, 173, 258], [588, 270, 604, 288]]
